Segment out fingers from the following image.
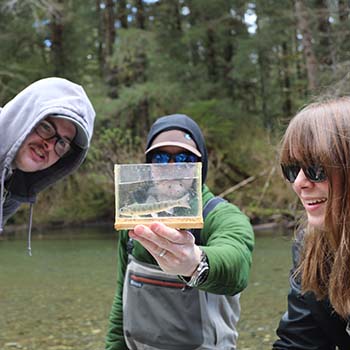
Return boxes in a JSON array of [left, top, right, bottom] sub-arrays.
[[129, 223, 200, 275], [131, 223, 194, 255], [149, 222, 195, 245], [128, 227, 170, 260], [131, 224, 172, 249], [129, 223, 193, 260]]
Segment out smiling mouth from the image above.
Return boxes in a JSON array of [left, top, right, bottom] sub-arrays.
[[31, 146, 46, 160], [305, 198, 327, 205]]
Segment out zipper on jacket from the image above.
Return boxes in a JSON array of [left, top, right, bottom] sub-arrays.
[[130, 273, 185, 289]]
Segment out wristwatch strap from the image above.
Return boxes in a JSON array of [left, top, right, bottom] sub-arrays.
[[178, 248, 209, 287]]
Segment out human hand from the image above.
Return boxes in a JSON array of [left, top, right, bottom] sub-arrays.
[[129, 222, 202, 276]]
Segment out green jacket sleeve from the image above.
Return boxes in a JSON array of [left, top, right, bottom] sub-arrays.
[[199, 194, 254, 295], [105, 231, 129, 350]]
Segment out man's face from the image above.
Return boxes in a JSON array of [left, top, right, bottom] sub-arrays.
[[150, 145, 198, 198], [14, 117, 76, 172]]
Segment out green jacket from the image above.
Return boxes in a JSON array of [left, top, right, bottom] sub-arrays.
[[105, 184, 254, 350]]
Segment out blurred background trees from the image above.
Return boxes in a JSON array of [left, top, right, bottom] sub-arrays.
[[1, 0, 349, 226]]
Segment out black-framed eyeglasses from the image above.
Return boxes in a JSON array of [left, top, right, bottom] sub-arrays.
[[281, 163, 327, 183], [34, 120, 73, 157], [151, 151, 198, 164]]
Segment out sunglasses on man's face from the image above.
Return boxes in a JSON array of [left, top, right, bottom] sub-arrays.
[[151, 151, 198, 164], [281, 163, 327, 183]]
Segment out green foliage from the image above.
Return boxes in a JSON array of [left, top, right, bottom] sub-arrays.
[[0, 2, 47, 102], [25, 168, 114, 226], [109, 28, 156, 84], [87, 127, 144, 181], [112, 81, 186, 124], [4, 0, 350, 227]]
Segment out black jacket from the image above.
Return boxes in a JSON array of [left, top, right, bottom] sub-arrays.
[[273, 236, 350, 350]]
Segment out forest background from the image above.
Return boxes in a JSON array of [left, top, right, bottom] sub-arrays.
[[2, 0, 350, 229]]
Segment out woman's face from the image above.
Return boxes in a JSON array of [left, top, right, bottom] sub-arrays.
[[292, 169, 329, 229]]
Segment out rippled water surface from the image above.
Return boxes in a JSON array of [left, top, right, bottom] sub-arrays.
[[238, 230, 292, 349], [0, 226, 292, 349]]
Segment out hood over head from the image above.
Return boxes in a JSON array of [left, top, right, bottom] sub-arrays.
[[0, 77, 95, 199], [145, 114, 208, 183], [0, 77, 96, 244]]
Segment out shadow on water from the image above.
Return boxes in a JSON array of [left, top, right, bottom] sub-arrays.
[[0, 226, 294, 350]]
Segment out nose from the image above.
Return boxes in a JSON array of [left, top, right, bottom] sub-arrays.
[[293, 169, 313, 189], [42, 137, 56, 151]]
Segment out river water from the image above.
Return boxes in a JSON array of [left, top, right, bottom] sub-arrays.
[[0, 225, 293, 350]]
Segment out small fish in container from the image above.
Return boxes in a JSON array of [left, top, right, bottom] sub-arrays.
[[114, 162, 203, 230]]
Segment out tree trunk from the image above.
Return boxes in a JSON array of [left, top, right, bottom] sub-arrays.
[[105, 0, 116, 57], [96, 0, 104, 76], [135, 0, 146, 29], [173, 1, 182, 32], [206, 26, 218, 82], [339, 0, 349, 22], [50, 0, 65, 76], [223, 17, 234, 97], [294, 0, 318, 92], [255, 5, 270, 129], [117, 0, 128, 29], [103, 0, 118, 98], [137, 98, 150, 138], [184, 1, 199, 66], [337, 0, 350, 64], [281, 41, 292, 116], [314, 0, 332, 67]]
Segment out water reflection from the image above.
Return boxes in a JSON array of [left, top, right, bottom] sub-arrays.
[[238, 229, 293, 349], [0, 226, 293, 350]]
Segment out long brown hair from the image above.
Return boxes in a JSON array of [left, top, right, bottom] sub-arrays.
[[280, 96, 350, 318]]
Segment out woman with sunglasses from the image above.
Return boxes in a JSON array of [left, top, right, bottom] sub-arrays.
[[273, 97, 350, 349], [106, 114, 254, 350], [0, 77, 95, 254]]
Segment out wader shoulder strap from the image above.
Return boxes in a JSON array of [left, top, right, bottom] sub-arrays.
[[203, 196, 226, 219], [192, 196, 226, 245]]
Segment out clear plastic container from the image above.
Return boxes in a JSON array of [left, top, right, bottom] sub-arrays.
[[114, 163, 203, 230]]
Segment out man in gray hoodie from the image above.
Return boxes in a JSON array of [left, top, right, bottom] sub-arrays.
[[0, 77, 96, 253]]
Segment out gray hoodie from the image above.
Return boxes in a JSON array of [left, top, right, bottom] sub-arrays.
[[0, 77, 96, 249]]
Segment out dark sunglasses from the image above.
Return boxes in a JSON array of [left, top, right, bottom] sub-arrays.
[[281, 163, 327, 183], [151, 151, 198, 164]]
